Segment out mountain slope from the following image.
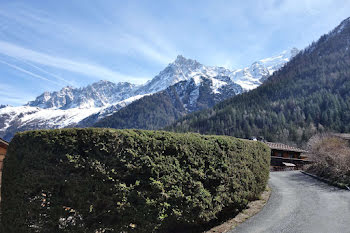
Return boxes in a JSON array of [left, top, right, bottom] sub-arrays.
[[0, 49, 296, 141], [230, 48, 299, 90], [168, 17, 350, 145], [93, 50, 297, 130], [0, 94, 150, 141], [0, 81, 146, 141], [27, 80, 137, 109], [137, 50, 298, 94], [94, 76, 242, 129]]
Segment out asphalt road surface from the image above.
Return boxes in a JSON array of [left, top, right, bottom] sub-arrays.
[[229, 171, 350, 233]]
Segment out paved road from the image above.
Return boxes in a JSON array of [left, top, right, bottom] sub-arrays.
[[229, 171, 350, 233]]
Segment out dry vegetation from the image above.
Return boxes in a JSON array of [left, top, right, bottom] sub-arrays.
[[306, 133, 350, 186]]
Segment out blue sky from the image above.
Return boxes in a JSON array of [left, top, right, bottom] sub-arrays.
[[1, 0, 350, 106]]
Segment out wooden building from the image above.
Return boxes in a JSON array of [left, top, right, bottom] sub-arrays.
[[0, 138, 8, 172], [0, 138, 8, 202], [265, 142, 311, 169]]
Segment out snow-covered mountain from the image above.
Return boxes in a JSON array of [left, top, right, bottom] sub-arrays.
[[27, 80, 138, 109], [231, 48, 299, 90], [94, 75, 243, 130], [168, 75, 243, 112], [0, 48, 297, 141], [137, 48, 299, 93], [0, 94, 149, 140]]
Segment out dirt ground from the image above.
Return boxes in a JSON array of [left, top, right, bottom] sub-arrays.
[[204, 186, 271, 233]]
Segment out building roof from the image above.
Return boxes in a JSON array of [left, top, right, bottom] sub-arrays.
[[265, 142, 307, 153], [0, 138, 9, 148]]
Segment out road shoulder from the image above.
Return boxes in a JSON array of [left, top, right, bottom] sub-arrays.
[[301, 170, 350, 190], [204, 186, 271, 233]]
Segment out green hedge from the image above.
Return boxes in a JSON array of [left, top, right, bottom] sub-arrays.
[[1, 128, 270, 233]]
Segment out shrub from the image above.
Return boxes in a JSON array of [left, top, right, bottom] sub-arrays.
[[306, 133, 350, 186], [1, 128, 270, 233]]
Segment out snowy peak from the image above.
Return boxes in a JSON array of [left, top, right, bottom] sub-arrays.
[[1, 48, 297, 141], [137, 48, 297, 94], [27, 86, 75, 109], [232, 48, 299, 90], [174, 55, 187, 64], [139, 55, 205, 94], [165, 75, 242, 113], [258, 48, 299, 69], [173, 55, 201, 67], [27, 80, 137, 110]]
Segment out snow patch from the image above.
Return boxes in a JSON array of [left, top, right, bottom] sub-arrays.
[[210, 78, 227, 94], [0, 49, 297, 139]]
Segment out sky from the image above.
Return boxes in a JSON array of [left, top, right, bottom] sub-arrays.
[[0, 0, 350, 106]]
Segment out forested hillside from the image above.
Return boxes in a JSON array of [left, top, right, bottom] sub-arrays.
[[94, 86, 187, 130], [94, 77, 242, 130], [0, 49, 295, 141], [168, 17, 350, 146]]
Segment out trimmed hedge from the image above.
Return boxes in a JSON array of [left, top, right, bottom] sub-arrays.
[[1, 128, 270, 233]]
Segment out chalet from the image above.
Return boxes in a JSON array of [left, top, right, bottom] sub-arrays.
[[0, 138, 8, 171], [265, 142, 311, 169], [0, 138, 8, 202]]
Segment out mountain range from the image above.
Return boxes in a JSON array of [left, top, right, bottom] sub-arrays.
[[167, 17, 350, 146], [0, 49, 298, 141], [93, 75, 243, 130]]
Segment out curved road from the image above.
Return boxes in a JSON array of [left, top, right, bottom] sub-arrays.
[[229, 171, 350, 233]]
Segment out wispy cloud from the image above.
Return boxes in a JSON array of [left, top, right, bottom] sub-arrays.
[[0, 59, 61, 85], [16, 59, 76, 86], [0, 40, 148, 83], [0, 0, 349, 107], [121, 33, 174, 64], [0, 83, 35, 105], [0, 4, 175, 66]]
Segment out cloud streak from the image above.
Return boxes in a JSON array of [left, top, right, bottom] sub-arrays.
[[0, 40, 148, 84], [0, 59, 61, 85], [14, 58, 75, 86], [0, 5, 175, 66], [0, 83, 35, 105], [0, 0, 349, 106]]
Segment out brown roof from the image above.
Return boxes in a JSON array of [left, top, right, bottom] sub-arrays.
[[265, 142, 307, 153], [0, 138, 8, 148]]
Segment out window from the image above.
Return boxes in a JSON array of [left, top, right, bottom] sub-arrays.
[[275, 152, 282, 157]]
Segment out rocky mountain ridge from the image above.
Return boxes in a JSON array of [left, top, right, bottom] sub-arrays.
[[0, 49, 297, 140]]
